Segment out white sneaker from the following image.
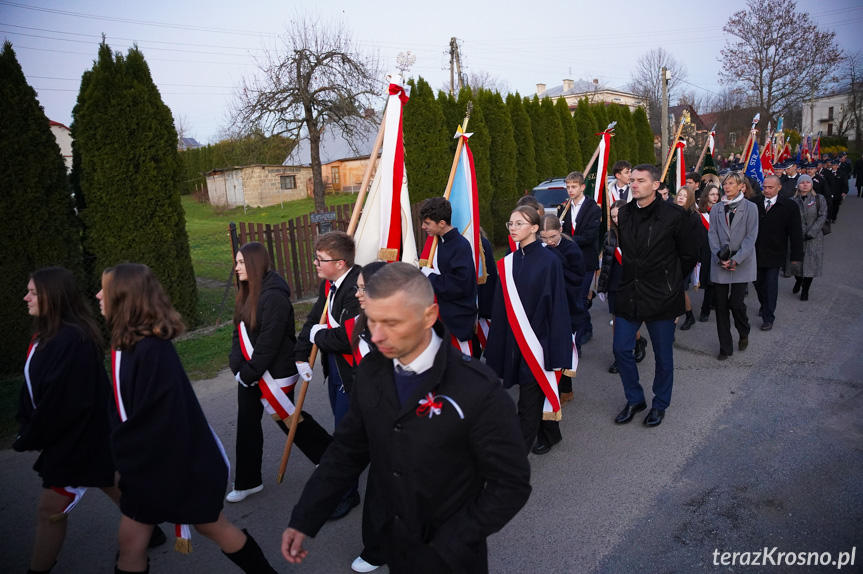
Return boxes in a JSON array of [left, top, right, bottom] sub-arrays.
[[351, 556, 380, 572], [225, 484, 263, 503]]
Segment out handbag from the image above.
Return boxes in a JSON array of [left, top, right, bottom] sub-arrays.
[[822, 220, 832, 236]]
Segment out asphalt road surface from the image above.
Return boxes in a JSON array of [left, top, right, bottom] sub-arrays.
[[3, 192, 862, 573]]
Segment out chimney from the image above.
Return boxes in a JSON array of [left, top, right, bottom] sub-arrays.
[[562, 79, 574, 91], [593, 78, 599, 85], [536, 83, 546, 95]]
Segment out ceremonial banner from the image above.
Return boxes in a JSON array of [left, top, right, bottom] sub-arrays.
[[812, 133, 821, 160], [802, 135, 811, 162], [701, 146, 718, 177], [777, 142, 791, 164], [761, 141, 774, 176], [664, 140, 686, 192], [744, 140, 765, 186], [583, 131, 612, 207], [354, 75, 418, 265]]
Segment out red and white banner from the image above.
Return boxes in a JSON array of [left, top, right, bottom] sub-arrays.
[[594, 130, 612, 208], [498, 254, 564, 416], [354, 73, 418, 265], [708, 130, 715, 156], [238, 322, 298, 420], [671, 140, 686, 193]]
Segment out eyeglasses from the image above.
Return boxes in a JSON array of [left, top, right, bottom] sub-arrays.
[[313, 257, 343, 265], [505, 221, 530, 230]]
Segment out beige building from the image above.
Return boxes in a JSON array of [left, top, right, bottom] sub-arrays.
[[50, 120, 73, 172], [536, 79, 643, 112], [801, 86, 859, 140], [204, 164, 313, 208]]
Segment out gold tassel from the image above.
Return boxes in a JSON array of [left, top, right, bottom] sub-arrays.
[[49, 512, 67, 523], [542, 410, 562, 421], [174, 537, 193, 555], [278, 412, 304, 425], [559, 392, 574, 406], [477, 245, 488, 284], [418, 258, 429, 267], [378, 248, 398, 262], [562, 369, 576, 378]]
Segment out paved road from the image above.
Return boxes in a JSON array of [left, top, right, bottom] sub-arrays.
[[3, 194, 862, 573]]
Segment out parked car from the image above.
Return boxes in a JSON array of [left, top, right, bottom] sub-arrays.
[[530, 178, 568, 214]]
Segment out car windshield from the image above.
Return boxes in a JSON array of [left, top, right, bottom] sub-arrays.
[[532, 187, 568, 207]]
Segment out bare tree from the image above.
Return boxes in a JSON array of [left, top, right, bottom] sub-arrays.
[[230, 14, 381, 212], [834, 51, 863, 141], [627, 48, 688, 133], [442, 70, 510, 96], [719, 0, 842, 126], [174, 114, 193, 149], [675, 90, 711, 115]]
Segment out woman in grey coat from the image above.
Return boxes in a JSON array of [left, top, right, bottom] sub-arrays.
[[708, 172, 759, 360], [791, 175, 828, 301]]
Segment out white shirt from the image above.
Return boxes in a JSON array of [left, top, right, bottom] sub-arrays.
[[394, 330, 442, 376], [569, 196, 586, 230], [610, 182, 632, 203], [764, 197, 775, 211]]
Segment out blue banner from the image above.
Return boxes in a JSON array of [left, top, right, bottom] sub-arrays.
[[745, 140, 764, 186]]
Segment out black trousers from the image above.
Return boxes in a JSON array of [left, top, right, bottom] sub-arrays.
[[379, 525, 488, 574], [516, 367, 548, 453], [714, 283, 750, 356], [700, 284, 715, 315], [830, 195, 843, 220], [753, 267, 780, 323], [235, 384, 332, 490]]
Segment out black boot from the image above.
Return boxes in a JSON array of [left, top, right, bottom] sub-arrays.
[[680, 310, 696, 331], [634, 337, 648, 363], [792, 276, 803, 294], [801, 278, 812, 301], [223, 529, 278, 573]]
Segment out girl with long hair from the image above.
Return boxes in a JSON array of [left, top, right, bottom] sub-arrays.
[[486, 207, 572, 455], [228, 242, 331, 504], [675, 186, 705, 330], [696, 184, 720, 321], [597, 201, 647, 374], [16, 267, 120, 573], [98, 263, 277, 573]]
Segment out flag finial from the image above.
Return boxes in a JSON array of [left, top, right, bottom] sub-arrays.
[[396, 51, 416, 75]]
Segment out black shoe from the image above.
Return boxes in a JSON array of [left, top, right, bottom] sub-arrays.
[[761, 322, 773, 331], [634, 337, 648, 363], [698, 312, 709, 322], [643, 408, 665, 427], [792, 277, 802, 294], [801, 292, 809, 301], [148, 525, 167, 549], [531, 441, 555, 455], [608, 361, 618, 374], [738, 338, 749, 351], [680, 315, 695, 331], [329, 491, 361, 521], [614, 401, 647, 424], [717, 353, 729, 361]]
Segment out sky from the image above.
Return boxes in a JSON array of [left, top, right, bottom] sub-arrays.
[[3, 0, 862, 144]]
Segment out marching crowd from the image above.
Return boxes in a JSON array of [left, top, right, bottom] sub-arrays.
[[14, 151, 854, 573]]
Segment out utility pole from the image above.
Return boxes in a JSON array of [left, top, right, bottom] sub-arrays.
[[449, 37, 457, 96], [661, 66, 670, 164]]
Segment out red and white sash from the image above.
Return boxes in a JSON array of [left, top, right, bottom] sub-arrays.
[[111, 349, 230, 554], [343, 315, 372, 366], [476, 318, 491, 350], [498, 254, 564, 418], [324, 281, 357, 367], [700, 212, 710, 231], [238, 322, 298, 420], [614, 246, 623, 265], [24, 336, 89, 517]]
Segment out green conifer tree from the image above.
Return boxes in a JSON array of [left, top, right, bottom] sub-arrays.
[[632, 106, 657, 165], [593, 103, 610, 134], [437, 90, 462, 157], [404, 77, 450, 204], [525, 95, 550, 182], [478, 90, 518, 245], [506, 92, 538, 198], [540, 97, 567, 178], [73, 43, 198, 324], [617, 105, 639, 163], [555, 96, 582, 173], [0, 42, 83, 373], [574, 98, 598, 169]]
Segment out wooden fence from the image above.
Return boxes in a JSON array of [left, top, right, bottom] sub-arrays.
[[231, 202, 426, 300]]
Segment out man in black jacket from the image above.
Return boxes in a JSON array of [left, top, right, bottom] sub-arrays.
[[295, 230, 363, 519], [853, 152, 863, 197], [282, 263, 531, 573], [754, 175, 804, 331], [558, 170, 601, 344], [612, 164, 698, 428], [419, 197, 478, 351], [779, 162, 801, 199]]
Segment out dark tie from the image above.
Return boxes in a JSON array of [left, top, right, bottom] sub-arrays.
[[620, 187, 629, 201], [766, 200, 772, 212], [394, 364, 416, 377]]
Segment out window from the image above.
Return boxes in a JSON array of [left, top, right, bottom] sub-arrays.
[[331, 167, 340, 185], [828, 107, 834, 120], [827, 123, 834, 136], [280, 175, 296, 190], [729, 132, 737, 145]]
